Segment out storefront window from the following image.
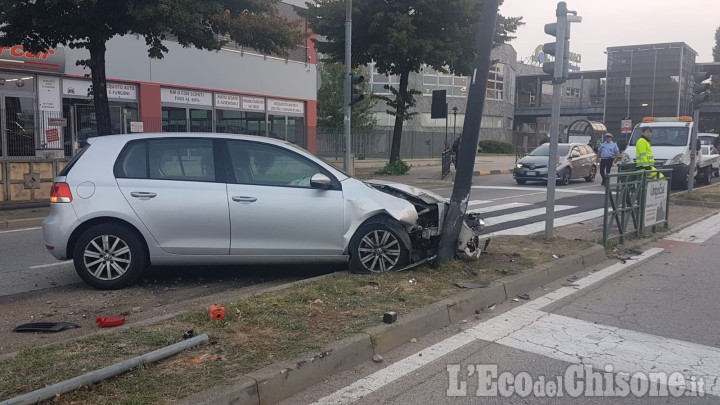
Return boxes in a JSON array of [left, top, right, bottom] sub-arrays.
[[189, 109, 212, 132], [215, 110, 266, 136], [3, 96, 35, 156], [162, 107, 187, 132], [286, 116, 305, 146], [268, 115, 286, 140]]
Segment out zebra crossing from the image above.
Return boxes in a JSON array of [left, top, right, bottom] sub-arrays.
[[467, 199, 604, 237]]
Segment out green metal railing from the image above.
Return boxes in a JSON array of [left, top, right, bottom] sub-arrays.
[[602, 164, 673, 245]]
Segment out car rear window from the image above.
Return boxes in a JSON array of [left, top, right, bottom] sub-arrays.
[[59, 144, 90, 176], [114, 141, 148, 179]]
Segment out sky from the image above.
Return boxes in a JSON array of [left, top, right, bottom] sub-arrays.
[[499, 0, 718, 70], [290, 0, 719, 71]]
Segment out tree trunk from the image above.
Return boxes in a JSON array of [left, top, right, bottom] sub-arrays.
[[88, 40, 113, 136], [388, 70, 410, 164]]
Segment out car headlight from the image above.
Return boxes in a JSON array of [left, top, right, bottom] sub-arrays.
[[516, 163, 523, 169], [665, 153, 684, 166]]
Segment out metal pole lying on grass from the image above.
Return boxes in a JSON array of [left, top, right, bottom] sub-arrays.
[[1, 334, 209, 405]]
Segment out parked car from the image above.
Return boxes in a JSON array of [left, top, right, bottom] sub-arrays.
[[701, 144, 720, 177], [43, 133, 485, 289], [513, 143, 597, 185]]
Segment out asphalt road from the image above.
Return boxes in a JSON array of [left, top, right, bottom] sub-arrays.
[[281, 213, 720, 404], [1, 169, 716, 297]]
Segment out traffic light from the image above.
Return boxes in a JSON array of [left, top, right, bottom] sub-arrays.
[[542, 2, 581, 84], [350, 74, 364, 105], [692, 71, 711, 107]]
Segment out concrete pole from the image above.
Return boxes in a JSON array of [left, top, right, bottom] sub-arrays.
[[343, 0, 352, 173]]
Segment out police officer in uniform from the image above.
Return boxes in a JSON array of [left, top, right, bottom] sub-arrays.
[[597, 133, 619, 186]]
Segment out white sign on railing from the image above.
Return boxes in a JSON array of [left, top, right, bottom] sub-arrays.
[[644, 179, 668, 226]]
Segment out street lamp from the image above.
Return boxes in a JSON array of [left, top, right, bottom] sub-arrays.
[[452, 106, 459, 138]]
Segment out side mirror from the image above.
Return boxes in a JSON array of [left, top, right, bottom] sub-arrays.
[[310, 173, 334, 190]]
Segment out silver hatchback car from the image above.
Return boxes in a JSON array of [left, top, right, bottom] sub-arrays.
[[43, 133, 484, 289]]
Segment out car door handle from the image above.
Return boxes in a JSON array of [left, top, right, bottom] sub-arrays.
[[232, 196, 257, 203], [130, 192, 157, 200]]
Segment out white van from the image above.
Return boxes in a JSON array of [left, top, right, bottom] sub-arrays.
[[622, 117, 716, 189]]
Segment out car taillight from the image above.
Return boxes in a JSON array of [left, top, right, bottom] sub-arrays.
[[50, 182, 72, 203]]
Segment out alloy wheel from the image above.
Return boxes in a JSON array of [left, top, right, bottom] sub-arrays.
[[357, 230, 402, 272], [83, 234, 132, 281]]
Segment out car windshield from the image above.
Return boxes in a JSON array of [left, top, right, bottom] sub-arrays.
[[699, 135, 718, 145], [528, 144, 571, 157], [628, 126, 690, 147]]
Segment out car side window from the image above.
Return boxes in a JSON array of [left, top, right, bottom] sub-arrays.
[[579, 145, 591, 155], [571, 147, 580, 157], [115, 141, 148, 179], [226, 141, 325, 188], [148, 139, 216, 182]]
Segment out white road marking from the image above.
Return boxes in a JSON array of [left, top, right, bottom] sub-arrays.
[[481, 205, 575, 226], [467, 202, 530, 214], [471, 185, 605, 195], [310, 249, 665, 405], [28, 261, 71, 269], [0, 226, 42, 234], [664, 212, 720, 244], [467, 200, 492, 207], [482, 208, 605, 237]]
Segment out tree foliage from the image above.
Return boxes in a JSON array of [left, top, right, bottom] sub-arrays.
[[317, 62, 377, 130], [303, 0, 522, 163], [0, 0, 305, 135]]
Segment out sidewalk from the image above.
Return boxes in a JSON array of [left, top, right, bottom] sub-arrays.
[[353, 154, 516, 188]]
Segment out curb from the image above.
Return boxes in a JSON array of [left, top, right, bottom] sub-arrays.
[[0, 217, 44, 230], [669, 198, 720, 208], [473, 169, 512, 176], [177, 244, 607, 405]]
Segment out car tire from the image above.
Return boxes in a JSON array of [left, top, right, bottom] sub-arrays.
[[73, 223, 147, 290], [702, 166, 712, 185], [349, 221, 410, 274], [584, 166, 597, 182], [515, 179, 526, 185], [559, 168, 571, 186]]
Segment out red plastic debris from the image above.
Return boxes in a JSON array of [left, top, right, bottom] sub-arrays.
[[96, 316, 125, 328], [208, 305, 225, 321]]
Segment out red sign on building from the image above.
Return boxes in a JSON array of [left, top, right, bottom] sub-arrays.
[[45, 129, 60, 143]]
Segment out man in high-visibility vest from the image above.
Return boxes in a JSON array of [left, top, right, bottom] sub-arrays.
[[636, 126, 664, 179]]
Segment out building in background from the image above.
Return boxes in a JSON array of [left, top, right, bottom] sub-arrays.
[[0, 1, 317, 160], [604, 42, 696, 143]]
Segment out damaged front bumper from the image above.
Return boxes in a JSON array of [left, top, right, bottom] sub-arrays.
[[366, 181, 486, 263]]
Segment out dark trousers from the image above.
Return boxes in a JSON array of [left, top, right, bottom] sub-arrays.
[[600, 158, 614, 184]]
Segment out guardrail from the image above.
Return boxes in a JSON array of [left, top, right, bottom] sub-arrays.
[[602, 165, 673, 245]]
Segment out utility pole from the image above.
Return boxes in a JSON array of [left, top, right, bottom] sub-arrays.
[[541, 2, 581, 237], [343, 0, 352, 173], [434, 0, 499, 266]]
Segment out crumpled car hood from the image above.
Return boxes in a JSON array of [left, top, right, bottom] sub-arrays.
[[364, 180, 447, 205]]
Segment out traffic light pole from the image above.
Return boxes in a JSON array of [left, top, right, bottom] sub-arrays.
[[544, 5, 567, 238], [343, 0, 352, 173]]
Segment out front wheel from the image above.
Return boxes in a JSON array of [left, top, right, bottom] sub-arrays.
[[559, 168, 571, 186], [349, 222, 410, 274], [515, 179, 527, 185], [73, 223, 147, 290], [584, 166, 597, 182]]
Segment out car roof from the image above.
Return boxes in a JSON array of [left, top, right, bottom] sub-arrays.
[[87, 132, 294, 147]]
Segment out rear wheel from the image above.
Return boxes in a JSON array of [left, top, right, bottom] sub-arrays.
[[584, 166, 597, 182], [73, 223, 147, 290], [349, 221, 409, 274]]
